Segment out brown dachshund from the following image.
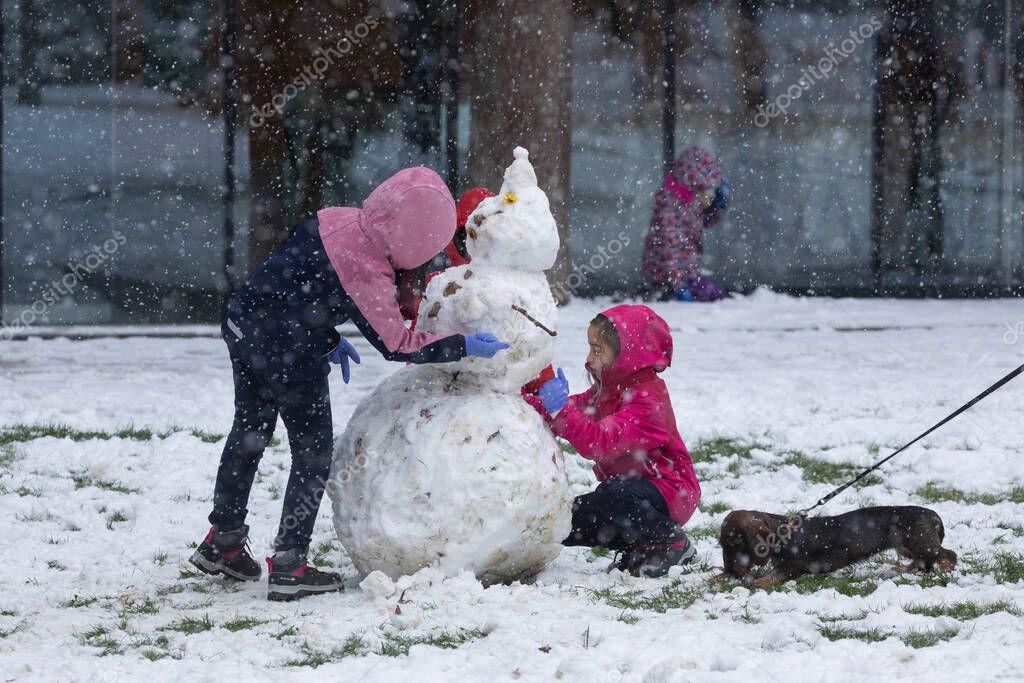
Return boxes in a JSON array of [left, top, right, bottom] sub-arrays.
[[717, 506, 957, 588]]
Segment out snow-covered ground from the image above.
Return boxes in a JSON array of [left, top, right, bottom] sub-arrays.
[[2, 291, 1024, 682]]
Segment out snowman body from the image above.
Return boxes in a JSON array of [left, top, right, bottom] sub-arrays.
[[330, 148, 573, 583]]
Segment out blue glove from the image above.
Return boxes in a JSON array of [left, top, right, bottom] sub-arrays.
[[538, 368, 569, 413], [464, 332, 510, 358], [702, 178, 731, 226], [328, 337, 361, 383], [712, 179, 732, 210], [673, 288, 695, 302]]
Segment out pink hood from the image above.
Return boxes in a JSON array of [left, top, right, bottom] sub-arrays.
[[598, 305, 672, 386], [317, 168, 457, 355]]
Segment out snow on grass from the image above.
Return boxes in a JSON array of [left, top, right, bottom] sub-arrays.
[[1, 293, 1024, 681]]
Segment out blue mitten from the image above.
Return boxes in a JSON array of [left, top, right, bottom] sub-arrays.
[[538, 368, 569, 413], [328, 337, 361, 383], [464, 332, 510, 358]]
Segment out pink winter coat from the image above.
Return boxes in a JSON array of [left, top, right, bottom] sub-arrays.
[[316, 168, 457, 356], [528, 305, 701, 526]]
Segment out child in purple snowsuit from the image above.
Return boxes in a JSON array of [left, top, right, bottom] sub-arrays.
[[641, 146, 732, 302]]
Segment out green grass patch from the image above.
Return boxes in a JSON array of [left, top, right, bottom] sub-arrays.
[[142, 648, 181, 661], [285, 634, 368, 667], [133, 633, 181, 660], [965, 552, 1024, 584], [121, 597, 159, 615], [996, 522, 1024, 537], [47, 560, 66, 571], [689, 437, 768, 465], [781, 451, 883, 487], [15, 485, 41, 497], [901, 626, 959, 648], [688, 438, 881, 489], [311, 539, 337, 566], [275, 625, 299, 640], [686, 522, 720, 540], [17, 512, 49, 523], [0, 423, 225, 446], [0, 620, 26, 639], [78, 624, 123, 655], [916, 482, 1024, 506], [558, 439, 578, 455], [892, 571, 955, 589], [160, 614, 214, 635], [178, 566, 205, 580], [698, 500, 731, 515], [62, 595, 99, 608], [105, 510, 131, 529], [184, 429, 224, 444], [818, 624, 889, 643], [586, 578, 719, 613], [0, 443, 19, 471], [816, 610, 870, 623], [377, 628, 486, 657], [902, 600, 1020, 620], [223, 616, 266, 632], [70, 472, 139, 495], [756, 569, 879, 597]]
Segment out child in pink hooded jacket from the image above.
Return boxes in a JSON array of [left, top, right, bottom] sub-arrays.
[[527, 304, 701, 577], [192, 167, 509, 601]]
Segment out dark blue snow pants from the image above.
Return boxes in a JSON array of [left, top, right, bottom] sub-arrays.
[[562, 477, 677, 551], [209, 217, 341, 552]]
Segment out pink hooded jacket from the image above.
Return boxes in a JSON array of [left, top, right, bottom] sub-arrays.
[[317, 167, 457, 356], [527, 305, 701, 526]]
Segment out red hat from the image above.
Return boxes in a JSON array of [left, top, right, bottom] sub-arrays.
[[456, 187, 496, 228]]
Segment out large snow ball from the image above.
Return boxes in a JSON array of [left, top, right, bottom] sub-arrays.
[[328, 364, 573, 584]]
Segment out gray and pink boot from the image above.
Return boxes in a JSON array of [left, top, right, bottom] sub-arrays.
[[634, 529, 696, 577], [266, 548, 343, 601], [190, 525, 262, 581]]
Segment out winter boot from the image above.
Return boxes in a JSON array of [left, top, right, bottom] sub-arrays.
[[633, 529, 697, 578], [266, 548, 343, 601], [190, 524, 262, 581], [683, 275, 727, 302], [607, 548, 647, 574]]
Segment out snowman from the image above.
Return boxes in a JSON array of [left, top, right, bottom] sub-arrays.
[[329, 147, 573, 584]]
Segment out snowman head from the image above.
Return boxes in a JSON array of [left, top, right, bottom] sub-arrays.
[[465, 147, 560, 271]]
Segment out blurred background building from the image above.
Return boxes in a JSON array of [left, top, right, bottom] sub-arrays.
[[1, 0, 1021, 327]]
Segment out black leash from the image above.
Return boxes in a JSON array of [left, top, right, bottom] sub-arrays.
[[802, 361, 1024, 515]]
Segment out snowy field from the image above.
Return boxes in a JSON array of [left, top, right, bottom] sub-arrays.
[[2, 291, 1024, 682]]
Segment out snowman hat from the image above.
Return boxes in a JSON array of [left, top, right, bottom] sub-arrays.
[[500, 147, 538, 197], [464, 146, 559, 271]]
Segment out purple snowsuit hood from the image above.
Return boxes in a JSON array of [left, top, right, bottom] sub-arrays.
[[317, 167, 457, 355]]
